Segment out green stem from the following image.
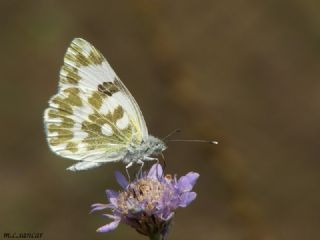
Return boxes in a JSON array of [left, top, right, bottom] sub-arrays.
[[149, 233, 163, 240]]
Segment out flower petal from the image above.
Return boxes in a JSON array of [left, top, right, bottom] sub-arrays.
[[184, 172, 199, 187], [115, 171, 128, 189], [90, 203, 113, 213], [179, 192, 197, 207], [106, 190, 119, 206], [97, 219, 120, 233], [103, 214, 119, 220], [178, 172, 199, 192], [148, 163, 163, 179], [162, 211, 175, 221], [106, 189, 119, 199]]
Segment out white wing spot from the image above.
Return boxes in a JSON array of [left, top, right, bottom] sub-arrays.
[[116, 113, 129, 129], [100, 97, 118, 114], [48, 131, 59, 137], [73, 104, 94, 120], [77, 62, 116, 90], [72, 122, 89, 139], [102, 123, 113, 136]]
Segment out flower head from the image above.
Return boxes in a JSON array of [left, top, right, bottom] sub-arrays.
[[91, 164, 199, 239]]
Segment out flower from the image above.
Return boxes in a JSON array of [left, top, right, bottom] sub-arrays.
[[91, 164, 199, 239]]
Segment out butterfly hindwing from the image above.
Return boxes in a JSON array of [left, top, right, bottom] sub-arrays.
[[44, 38, 148, 170]]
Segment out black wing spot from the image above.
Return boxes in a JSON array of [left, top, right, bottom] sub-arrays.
[[98, 81, 119, 96]]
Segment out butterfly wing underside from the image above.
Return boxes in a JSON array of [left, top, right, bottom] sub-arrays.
[[44, 38, 148, 171]]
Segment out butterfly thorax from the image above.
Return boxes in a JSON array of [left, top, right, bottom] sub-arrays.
[[123, 135, 166, 164]]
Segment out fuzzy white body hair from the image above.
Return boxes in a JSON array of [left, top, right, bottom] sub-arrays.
[[123, 135, 166, 165]]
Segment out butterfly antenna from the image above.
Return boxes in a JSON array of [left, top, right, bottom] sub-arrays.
[[167, 139, 218, 144], [162, 128, 181, 141]]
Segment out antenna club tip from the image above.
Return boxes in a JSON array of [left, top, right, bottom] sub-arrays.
[[176, 129, 181, 133], [210, 141, 219, 144]]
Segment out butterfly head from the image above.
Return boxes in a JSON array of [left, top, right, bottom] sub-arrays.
[[147, 135, 167, 155]]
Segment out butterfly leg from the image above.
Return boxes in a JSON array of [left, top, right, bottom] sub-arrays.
[[125, 162, 133, 183], [143, 156, 159, 169], [143, 156, 158, 161], [136, 159, 144, 177], [161, 153, 166, 173]]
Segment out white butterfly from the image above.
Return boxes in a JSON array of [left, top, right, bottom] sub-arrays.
[[44, 38, 166, 171]]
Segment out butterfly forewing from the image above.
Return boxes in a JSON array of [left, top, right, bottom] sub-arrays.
[[44, 38, 148, 170]]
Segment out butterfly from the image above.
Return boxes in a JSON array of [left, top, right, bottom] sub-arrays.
[[44, 38, 166, 171]]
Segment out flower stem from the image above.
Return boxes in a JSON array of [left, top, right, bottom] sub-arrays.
[[149, 233, 163, 240]]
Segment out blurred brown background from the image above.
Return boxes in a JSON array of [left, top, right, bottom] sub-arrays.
[[1, 0, 319, 239]]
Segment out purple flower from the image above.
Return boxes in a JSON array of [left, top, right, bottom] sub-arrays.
[[91, 164, 199, 239]]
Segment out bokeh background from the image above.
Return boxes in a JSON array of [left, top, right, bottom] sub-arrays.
[[1, 1, 320, 239]]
